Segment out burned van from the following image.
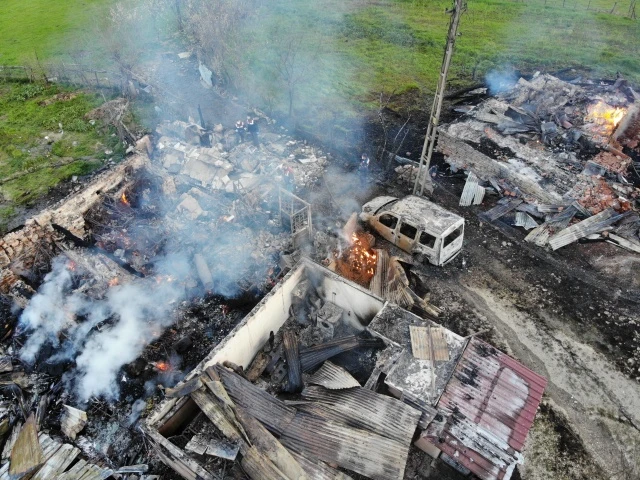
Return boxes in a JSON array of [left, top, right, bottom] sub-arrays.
[[360, 195, 464, 266]]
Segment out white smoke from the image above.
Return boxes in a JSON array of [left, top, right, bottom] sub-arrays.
[[20, 258, 79, 363], [18, 254, 187, 403]]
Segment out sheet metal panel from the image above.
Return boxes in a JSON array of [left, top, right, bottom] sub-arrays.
[[432, 338, 547, 480], [482, 199, 523, 222], [279, 412, 410, 480], [460, 172, 480, 207], [216, 366, 296, 436], [300, 386, 421, 445], [308, 361, 360, 390]]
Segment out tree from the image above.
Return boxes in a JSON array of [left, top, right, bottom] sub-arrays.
[[271, 31, 320, 118]]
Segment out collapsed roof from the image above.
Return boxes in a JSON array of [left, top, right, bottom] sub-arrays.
[[145, 260, 547, 480]]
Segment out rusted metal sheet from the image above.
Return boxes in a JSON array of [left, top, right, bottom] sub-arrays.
[[431, 337, 547, 480], [308, 361, 360, 390], [300, 386, 421, 445], [409, 326, 449, 361], [279, 411, 410, 480]]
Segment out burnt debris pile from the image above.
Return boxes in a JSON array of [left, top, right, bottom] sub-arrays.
[[145, 263, 547, 480], [0, 115, 342, 479], [433, 73, 640, 251]]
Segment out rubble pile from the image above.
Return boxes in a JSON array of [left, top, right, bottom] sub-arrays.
[[155, 120, 329, 198], [144, 262, 547, 480], [438, 73, 640, 251]]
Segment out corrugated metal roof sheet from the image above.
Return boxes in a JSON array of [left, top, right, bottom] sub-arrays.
[[514, 212, 538, 230], [308, 361, 360, 390], [279, 412, 410, 480], [300, 386, 421, 445], [549, 208, 625, 250], [431, 337, 547, 480], [215, 366, 296, 436], [460, 172, 484, 207], [482, 198, 523, 222]]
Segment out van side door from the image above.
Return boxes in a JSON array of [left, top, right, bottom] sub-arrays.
[[375, 213, 399, 243], [397, 220, 419, 253]]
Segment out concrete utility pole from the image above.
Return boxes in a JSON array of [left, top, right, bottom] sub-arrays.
[[413, 0, 466, 196]]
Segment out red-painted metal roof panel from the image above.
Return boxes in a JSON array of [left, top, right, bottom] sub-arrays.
[[433, 337, 548, 480]]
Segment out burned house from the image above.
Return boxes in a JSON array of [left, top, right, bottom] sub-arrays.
[[429, 73, 640, 253], [144, 260, 547, 480]]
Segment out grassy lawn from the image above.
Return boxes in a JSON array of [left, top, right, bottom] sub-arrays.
[[241, 0, 639, 115], [0, 0, 114, 65], [0, 82, 125, 232]]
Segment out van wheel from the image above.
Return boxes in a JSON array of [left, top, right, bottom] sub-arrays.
[[415, 254, 426, 265]]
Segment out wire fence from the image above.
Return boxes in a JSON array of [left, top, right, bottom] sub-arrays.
[[0, 63, 127, 92]]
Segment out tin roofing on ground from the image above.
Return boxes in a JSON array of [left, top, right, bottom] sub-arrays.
[[431, 337, 548, 480]]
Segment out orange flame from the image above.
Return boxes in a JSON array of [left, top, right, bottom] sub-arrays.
[[121, 192, 130, 206], [585, 101, 627, 137], [67, 261, 77, 271], [154, 361, 171, 372], [108, 278, 120, 287]]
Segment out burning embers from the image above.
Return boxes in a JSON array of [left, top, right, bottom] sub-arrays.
[[585, 100, 627, 139], [333, 231, 377, 286], [120, 191, 131, 207]]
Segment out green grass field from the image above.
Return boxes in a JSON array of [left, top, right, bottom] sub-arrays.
[[0, 82, 125, 231], [227, 0, 640, 118]]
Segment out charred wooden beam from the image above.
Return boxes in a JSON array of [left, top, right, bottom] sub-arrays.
[[141, 426, 214, 480], [283, 331, 302, 393], [164, 377, 202, 399], [245, 352, 271, 382]]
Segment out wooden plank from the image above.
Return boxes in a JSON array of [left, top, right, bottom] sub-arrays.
[[245, 352, 271, 382], [409, 326, 449, 362], [141, 426, 214, 480], [55, 458, 87, 480], [164, 377, 202, 398], [32, 443, 79, 480], [234, 407, 308, 480], [190, 388, 244, 444], [283, 331, 302, 393], [9, 414, 44, 479], [607, 233, 640, 254]]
